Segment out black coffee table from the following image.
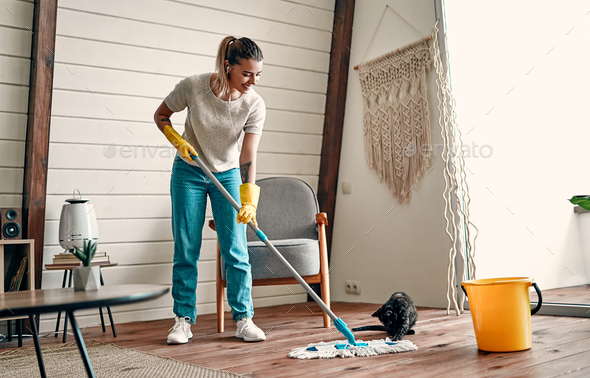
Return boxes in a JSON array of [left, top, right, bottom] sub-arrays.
[[0, 284, 169, 378]]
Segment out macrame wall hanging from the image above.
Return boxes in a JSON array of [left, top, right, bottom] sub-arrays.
[[356, 6, 433, 203]]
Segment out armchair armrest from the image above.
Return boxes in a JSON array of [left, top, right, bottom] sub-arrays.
[[316, 212, 328, 226]]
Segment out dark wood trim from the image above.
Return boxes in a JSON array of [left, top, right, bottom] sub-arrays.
[[22, 0, 59, 289], [317, 0, 356, 261]]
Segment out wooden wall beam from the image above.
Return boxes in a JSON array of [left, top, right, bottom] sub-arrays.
[[23, 0, 58, 289], [317, 0, 356, 260]]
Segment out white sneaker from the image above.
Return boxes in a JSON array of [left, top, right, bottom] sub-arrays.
[[235, 318, 266, 342], [167, 316, 193, 345]]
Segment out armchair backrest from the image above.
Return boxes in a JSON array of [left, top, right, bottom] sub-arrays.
[[246, 177, 319, 242]]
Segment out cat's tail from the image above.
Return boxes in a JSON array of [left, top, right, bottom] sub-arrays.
[[351, 325, 387, 332], [351, 326, 416, 335]]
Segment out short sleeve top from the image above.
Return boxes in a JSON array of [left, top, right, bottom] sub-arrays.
[[164, 73, 265, 172]]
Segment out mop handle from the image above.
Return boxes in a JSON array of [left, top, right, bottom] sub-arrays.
[[188, 153, 357, 345], [188, 154, 339, 321]]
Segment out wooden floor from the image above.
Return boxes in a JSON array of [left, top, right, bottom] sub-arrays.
[[532, 284, 590, 305], [2, 301, 590, 377]]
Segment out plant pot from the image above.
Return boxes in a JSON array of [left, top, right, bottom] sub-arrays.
[[578, 210, 590, 280], [73, 265, 100, 291]]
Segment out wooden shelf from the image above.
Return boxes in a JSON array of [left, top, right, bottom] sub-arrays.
[[45, 263, 118, 271], [1, 239, 35, 293], [1, 239, 35, 326]]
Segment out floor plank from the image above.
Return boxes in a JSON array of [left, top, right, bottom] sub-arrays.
[[1, 302, 589, 377], [531, 284, 590, 305]]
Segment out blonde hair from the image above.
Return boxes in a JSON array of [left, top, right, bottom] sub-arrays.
[[213, 36, 263, 97]]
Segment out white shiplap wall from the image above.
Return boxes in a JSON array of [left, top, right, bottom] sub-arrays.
[[40, 0, 335, 332], [0, 0, 32, 209]]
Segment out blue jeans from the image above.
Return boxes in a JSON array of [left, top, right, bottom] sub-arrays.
[[170, 156, 254, 323]]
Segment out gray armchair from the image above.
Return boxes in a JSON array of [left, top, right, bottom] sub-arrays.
[[209, 177, 331, 332]]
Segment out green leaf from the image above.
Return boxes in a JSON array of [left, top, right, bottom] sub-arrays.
[[569, 195, 590, 211], [72, 240, 98, 266], [88, 240, 97, 262], [72, 247, 87, 265]]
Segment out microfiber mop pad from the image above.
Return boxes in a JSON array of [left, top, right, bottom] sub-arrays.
[[288, 337, 418, 359]]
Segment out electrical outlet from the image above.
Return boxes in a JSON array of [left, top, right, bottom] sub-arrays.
[[342, 182, 352, 194], [351, 280, 361, 295], [345, 280, 361, 295]]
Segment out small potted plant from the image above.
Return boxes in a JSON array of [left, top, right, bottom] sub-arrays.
[[569, 195, 590, 213], [72, 239, 100, 291], [570, 195, 590, 280]]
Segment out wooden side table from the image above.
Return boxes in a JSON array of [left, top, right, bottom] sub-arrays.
[[45, 263, 118, 342], [0, 239, 35, 347]]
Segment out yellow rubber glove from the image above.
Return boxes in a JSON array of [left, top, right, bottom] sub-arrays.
[[163, 125, 197, 161], [237, 183, 260, 226]]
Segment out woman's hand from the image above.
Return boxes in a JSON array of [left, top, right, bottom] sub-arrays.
[[237, 183, 260, 226], [163, 125, 198, 161], [154, 101, 197, 161], [238, 133, 261, 225]]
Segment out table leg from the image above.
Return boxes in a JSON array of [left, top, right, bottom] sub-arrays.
[[106, 307, 117, 337], [67, 311, 95, 378], [55, 270, 68, 337], [98, 271, 106, 332], [98, 307, 106, 332], [29, 314, 47, 378], [100, 270, 117, 337], [7, 320, 12, 341], [17, 318, 22, 347], [63, 270, 72, 343]]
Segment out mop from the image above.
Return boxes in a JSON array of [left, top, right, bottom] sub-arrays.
[[188, 152, 418, 358]]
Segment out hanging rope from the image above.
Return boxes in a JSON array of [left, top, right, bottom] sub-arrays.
[[431, 21, 479, 315], [357, 5, 430, 68]]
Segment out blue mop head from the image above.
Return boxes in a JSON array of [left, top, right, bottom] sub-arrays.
[[288, 338, 418, 359], [334, 318, 357, 345]]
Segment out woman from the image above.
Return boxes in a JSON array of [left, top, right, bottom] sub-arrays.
[[154, 36, 266, 345]]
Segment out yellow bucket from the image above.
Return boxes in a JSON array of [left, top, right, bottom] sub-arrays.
[[461, 277, 542, 352]]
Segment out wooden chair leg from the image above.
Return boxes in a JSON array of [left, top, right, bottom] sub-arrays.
[[216, 285, 225, 333], [317, 212, 331, 328], [320, 271, 331, 328], [216, 242, 224, 333]]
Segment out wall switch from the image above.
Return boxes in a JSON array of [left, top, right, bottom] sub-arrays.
[[342, 182, 352, 194], [345, 280, 361, 295]]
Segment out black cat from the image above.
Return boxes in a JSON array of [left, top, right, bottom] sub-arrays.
[[352, 292, 418, 341]]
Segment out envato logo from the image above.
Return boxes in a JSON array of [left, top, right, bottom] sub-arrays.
[[403, 142, 493, 159], [102, 141, 493, 159], [103, 143, 176, 159]]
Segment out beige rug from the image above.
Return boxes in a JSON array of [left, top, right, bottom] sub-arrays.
[[0, 340, 241, 377]]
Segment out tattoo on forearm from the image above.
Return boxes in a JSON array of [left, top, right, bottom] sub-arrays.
[[161, 117, 171, 123], [240, 161, 252, 183]]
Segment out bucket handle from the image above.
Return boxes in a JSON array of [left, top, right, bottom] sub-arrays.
[[460, 282, 543, 316], [531, 282, 542, 315]]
